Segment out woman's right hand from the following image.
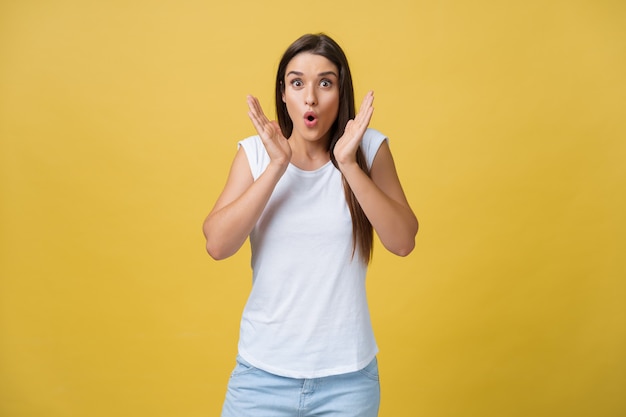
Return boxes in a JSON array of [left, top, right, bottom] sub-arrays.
[[247, 95, 292, 170]]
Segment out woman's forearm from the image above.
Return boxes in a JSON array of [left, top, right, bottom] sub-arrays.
[[339, 162, 418, 256], [203, 163, 286, 260]]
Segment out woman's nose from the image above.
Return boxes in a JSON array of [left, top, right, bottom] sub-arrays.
[[305, 87, 317, 106]]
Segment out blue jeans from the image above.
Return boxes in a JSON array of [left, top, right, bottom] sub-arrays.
[[221, 356, 381, 417]]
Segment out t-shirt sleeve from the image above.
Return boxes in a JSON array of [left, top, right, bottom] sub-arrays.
[[361, 128, 389, 170], [240, 130, 386, 178], [238, 135, 270, 180]]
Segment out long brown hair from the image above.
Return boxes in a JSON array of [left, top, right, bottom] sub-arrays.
[[275, 33, 373, 263]]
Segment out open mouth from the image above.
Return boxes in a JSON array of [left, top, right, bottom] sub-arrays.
[[304, 112, 318, 127]]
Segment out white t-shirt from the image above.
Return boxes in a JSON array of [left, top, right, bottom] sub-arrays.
[[236, 128, 388, 378]]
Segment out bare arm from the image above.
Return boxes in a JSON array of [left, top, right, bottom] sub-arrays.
[[202, 148, 285, 259], [334, 92, 418, 256], [202, 96, 291, 260], [339, 141, 418, 256]]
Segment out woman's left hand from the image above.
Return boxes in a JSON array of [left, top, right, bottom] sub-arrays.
[[333, 91, 375, 167]]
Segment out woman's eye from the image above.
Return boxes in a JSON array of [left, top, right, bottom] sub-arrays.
[[290, 79, 303, 87], [320, 79, 332, 88]]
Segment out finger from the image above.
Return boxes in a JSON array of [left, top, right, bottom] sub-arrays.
[[247, 97, 263, 126], [248, 110, 271, 138], [354, 105, 374, 130], [358, 91, 374, 114], [247, 109, 263, 131], [247, 95, 264, 121], [247, 96, 272, 135], [355, 92, 374, 124], [248, 112, 267, 138], [247, 95, 270, 125]]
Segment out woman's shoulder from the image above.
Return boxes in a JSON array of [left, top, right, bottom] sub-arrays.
[[362, 128, 388, 152], [238, 134, 269, 159], [237, 135, 269, 179], [238, 134, 263, 149], [363, 127, 387, 141], [361, 128, 389, 168]]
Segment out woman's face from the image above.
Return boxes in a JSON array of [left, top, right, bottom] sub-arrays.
[[282, 52, 340, 144]]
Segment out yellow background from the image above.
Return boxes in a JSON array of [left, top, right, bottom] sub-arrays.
[[1, 0, 625, 416]]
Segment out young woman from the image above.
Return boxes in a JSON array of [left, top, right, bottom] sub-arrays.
[[203, 33, 418, 417]]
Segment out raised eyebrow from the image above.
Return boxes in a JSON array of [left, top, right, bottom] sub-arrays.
[[286, 70, 338, 78], [318, 71, 338, 78]]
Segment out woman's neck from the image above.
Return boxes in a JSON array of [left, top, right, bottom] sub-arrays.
[[288, 134, 331, 171]]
